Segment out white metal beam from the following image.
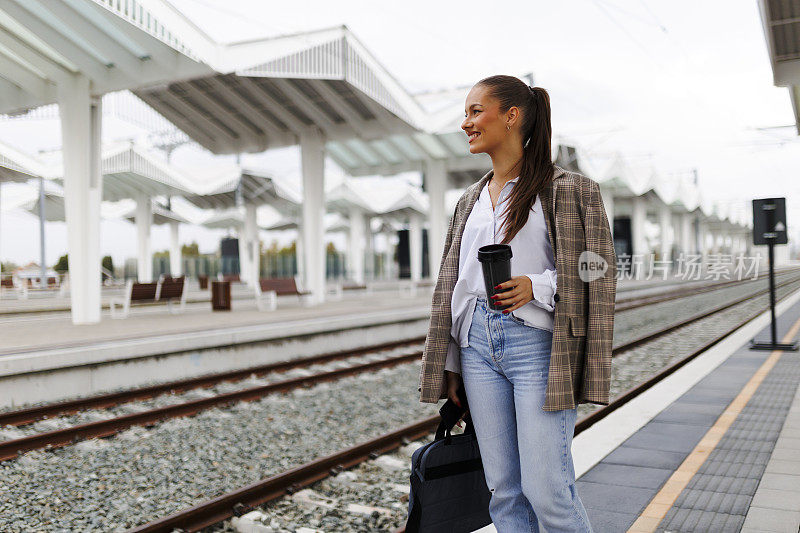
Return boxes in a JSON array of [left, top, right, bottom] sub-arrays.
[[31, 0, 147, 75], [272, 78, 339, 135], [235, 76, 307, 134], [0, 27, 71, 82], [206, 76, 293, 146], [0, 53, 53, 98], [1, 1, 109, 82], [182, 80, 267, 142], [134, 91, 221, 150], [155, 88, 239, 147]]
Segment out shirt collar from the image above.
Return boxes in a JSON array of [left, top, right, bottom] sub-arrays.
[[483, 176, 538, 212]]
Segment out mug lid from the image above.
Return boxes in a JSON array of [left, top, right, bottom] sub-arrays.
[[477, 243, 512, 262]]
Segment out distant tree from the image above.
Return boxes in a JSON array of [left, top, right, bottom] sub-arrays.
[[101, 256, 114, 281], [181, 242, 200, 257], [153, 250, 169, 259], [1, 261, 18, 273], [326, 242, 337, 253], [54, 254, 68, 273]]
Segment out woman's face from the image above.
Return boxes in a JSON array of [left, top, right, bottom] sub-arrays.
[[461, 85, 511, 155]]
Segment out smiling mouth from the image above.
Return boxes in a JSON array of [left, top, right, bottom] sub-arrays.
[[468, 132, 481, 143]]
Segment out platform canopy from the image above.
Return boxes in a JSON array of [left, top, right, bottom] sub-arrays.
[[326, 96, 491, 190], [0, 138, 48, 183], [325, 179, 379, 217], [131, 24, 430, 154], [29, 141, 195, 200], [121, 201, 187, 225], [182, 167, 300, 214], [0, 0, 218, 323], [759, 0, 800, 133], [0, 0, 213, 116]]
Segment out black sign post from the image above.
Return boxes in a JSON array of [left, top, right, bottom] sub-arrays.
[[750, 197, 797, 351]]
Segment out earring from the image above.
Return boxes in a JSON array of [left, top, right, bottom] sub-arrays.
[[506, 124, 510, 131]]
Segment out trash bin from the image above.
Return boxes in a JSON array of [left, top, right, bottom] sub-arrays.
[[198, 275, 209, 290], [211, 280, 231, 311]]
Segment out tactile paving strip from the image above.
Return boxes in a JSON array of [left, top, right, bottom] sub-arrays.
[[655, 353, 800, 532]]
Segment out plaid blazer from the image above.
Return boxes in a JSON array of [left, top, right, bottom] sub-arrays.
[[419, 165, 617, 411]]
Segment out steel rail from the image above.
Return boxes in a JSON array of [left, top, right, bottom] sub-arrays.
[[3, 274, 799, 463], [129, 277, 800, 533], [0, 350, 423, 461], [614, 268, 800, 311], [0, 337, 427, 427], [4, 272, 790, 428]]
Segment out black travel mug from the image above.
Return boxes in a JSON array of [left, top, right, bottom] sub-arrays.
[[478, 244, 513, 311]]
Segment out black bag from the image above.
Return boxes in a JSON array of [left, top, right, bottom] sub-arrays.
[[405, 387, 492, 533]]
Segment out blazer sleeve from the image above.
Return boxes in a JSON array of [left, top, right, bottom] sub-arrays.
[[580, 180, 617, 405], [524, 269, 557, 312], [419, 197, 462, 400]]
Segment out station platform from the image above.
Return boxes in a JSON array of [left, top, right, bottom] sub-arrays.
[[0, 273, 774, 355], [571, 287, 800, 532]]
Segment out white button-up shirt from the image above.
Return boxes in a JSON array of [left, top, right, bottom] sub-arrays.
[[445, 176, 557, 373]]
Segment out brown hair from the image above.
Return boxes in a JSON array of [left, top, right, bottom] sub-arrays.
[[475, 75, 554, 244]]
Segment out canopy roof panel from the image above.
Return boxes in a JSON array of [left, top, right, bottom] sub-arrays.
[[132, 25, 430, 154], [183, 166, 301, 215], [0, 137, 47, 182], [121, 200, 188, 225], [0, 0, 213, 115], [759, 0, 800, 133]]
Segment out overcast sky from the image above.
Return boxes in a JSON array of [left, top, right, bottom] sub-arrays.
[[2, 0, 799, 266]]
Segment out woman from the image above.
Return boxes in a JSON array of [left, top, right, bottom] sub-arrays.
[[418, 75, 617, 532]]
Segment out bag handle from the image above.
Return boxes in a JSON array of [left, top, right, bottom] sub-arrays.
[[435, 381, 473, 440]]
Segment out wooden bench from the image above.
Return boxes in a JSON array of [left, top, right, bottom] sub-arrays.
[[110, 276, 187, 318], [254, 277, 312, 311], [158, 275, 187, 313]]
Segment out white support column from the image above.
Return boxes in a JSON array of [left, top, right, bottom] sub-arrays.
[[135, 194, 152, 282], [347, 206, 365, 284], [631, 196, 647, 277], [383, 228, 395, 280], [296, 230, 305, 284], [169, 221, 182, 276], [409, 213, 423, 282], [59, 76, 102, 324], [38, 177, 47, 287], [681, 213, 694, 255], [364, 216, 375, 280], [658, 204, 672, 263], [426, 159, 448, 278], [599, 185, 615, 239], [243, 203, 259, 286], [300, 130, 326, 304], [0, 181, 3, 281], [697, 221, 708, 260], [236, 224, 248, 283]]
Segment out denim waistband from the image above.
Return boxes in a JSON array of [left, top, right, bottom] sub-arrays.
[[475, 295, 503, 314]]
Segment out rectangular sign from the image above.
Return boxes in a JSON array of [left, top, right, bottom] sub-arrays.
[[752, 197, 788, 245]]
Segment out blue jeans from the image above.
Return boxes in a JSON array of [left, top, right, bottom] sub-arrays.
[[460, 296, 593, 533]]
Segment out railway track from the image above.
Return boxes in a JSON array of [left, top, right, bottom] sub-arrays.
[[2, 272, 799, 464], [108, 274, 800, 532]]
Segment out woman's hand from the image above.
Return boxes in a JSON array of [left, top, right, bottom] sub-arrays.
[[445, 370, 467, 427], [492, 275, 533, 313]]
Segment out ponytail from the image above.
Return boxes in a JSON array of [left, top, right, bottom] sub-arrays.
[[475, 76, 554, 244]]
